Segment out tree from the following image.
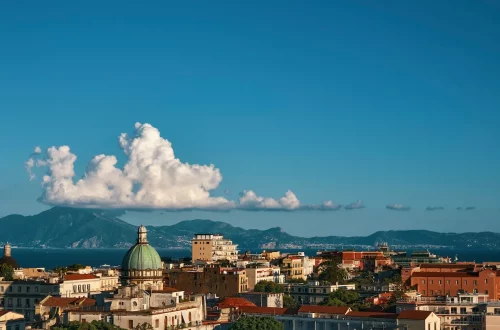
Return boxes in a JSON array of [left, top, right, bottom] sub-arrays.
[[0, 264, 14, 280], [283, 295, 298, 308], [320, 288, 360, 308], [230, 316, 283, 330], [254, 280, 283, 293], [317, 261, 348, 284], [286, 278, 307, 284]]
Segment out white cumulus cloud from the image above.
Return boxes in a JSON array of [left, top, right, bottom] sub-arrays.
[[26, 122, 343, 212]]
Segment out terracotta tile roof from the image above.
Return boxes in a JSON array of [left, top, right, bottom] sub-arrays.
[[42, 297, 96, 308], [412, 272, 478, 277], [239, 306, 290, 315], [347, 311, 398, 319], [298, 305, 350, 315], [64, 274, 97, 281], [420, 263, 475, 268], [397, 310, 433, 320], [217, 297, 256, 308]]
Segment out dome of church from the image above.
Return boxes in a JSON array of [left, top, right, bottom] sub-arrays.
[[121, 225, 162, 271], [0, 243, 19, 269]]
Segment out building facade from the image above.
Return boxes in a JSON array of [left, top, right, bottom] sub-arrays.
[[166, 265, 248, 298], [283, 281, 356, 305], [191, 234, 238, 263], [245, 266, 284, 290]]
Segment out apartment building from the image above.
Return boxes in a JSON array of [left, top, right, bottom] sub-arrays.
[[0, 281, 60, 322], [191, 234, 238, 263], [397, 293, 498, 330], [59, 274, 119, 297], [245, 266, 284, 290], [283, 281, 356, 304], [410, 268, 500, 300], [165, 265, 248, 298], [281, 257, 306, 281]]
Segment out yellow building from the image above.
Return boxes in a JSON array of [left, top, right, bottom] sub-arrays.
[[261, 250, 280, 261], [191, 234, 238, 263], [281, 257, 306, 280]]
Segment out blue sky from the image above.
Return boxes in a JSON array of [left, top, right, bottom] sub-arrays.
[[1, 0, 499, 236]]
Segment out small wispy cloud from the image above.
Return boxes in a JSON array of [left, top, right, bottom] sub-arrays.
[[386, 204, 411, 211], [426, 206, 444, 211], [344, 200, 365, 210]]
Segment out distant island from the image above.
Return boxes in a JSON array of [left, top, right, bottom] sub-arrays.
[[1, 207, 499, 250]]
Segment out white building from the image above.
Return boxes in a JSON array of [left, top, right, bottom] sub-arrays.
[[67, 286, 212, 330], [245, 266, 285, 290], [59, 274, 119, 298]]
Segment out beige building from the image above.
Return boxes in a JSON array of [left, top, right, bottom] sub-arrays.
[[396, 311, 441, 330], [191, 234, 238, 263], [0, 311, 26, 330], [245, 266, 284, 290]]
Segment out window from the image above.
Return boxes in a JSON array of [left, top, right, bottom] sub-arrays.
[[73, 285, 77, 293], [26, 298, 30, 307], [87, 284, 91, 292], [26, 286, 30, 293], [434, 323, 437, 330], [439, 280, 442, 285], [129, 320, 133, 329], [464, 280, 468, 285], [460, 308, 466, 314], [35, 286, 39, 292], [451, 307, 457, 314], [9, 286, 12, 292], [447, 280, 450, 284], [428, 324, 430, 330], [430, 280, 434, 284], [422, 280, 425, 284], [155, 320, 159, 328], [17, 286, 21, 292], [456, 280, 459, 284], [485, 279, 488, 284], [194, 242, 198, 244], [0, 286, 3, 292], [474, 280, 477, 286]]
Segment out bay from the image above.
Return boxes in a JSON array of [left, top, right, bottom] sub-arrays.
[[10, 248, 500, 270]]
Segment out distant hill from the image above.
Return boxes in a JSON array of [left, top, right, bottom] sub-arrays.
[[1, 207, 499, 250]]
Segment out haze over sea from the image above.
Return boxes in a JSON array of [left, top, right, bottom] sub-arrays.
[[12, 248, 500, 270]]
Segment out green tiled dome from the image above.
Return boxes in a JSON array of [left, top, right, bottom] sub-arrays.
[[121, 225, 162, 270], [121, 243, 162, 270]]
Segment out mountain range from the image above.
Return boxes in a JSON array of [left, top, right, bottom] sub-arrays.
[[1, 207, 499, 250]]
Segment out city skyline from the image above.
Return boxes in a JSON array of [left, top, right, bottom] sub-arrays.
[[1, 1, 499, 236]]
